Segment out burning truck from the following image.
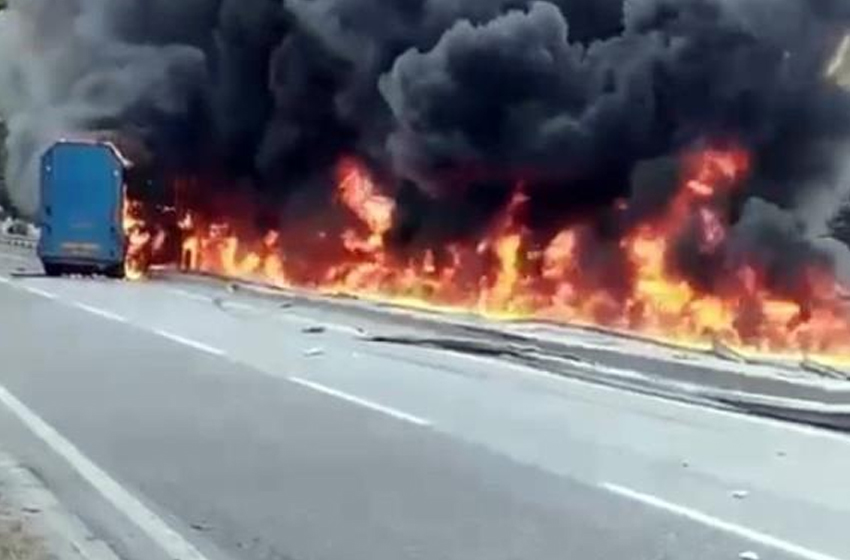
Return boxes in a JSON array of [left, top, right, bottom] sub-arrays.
[[2, 0, 850, 363]]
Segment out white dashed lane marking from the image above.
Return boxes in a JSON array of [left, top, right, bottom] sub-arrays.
[[288, 376, 432, 427], [23, 286, 58, 300], [152, 329, 226, 357], [71, 302, 128, 324], [603, 482, 843, 560]]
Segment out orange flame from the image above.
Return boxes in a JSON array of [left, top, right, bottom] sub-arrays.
[[130, 150, 850, 365], [337, 157, 395, 248], [122, 194, 149, 280]]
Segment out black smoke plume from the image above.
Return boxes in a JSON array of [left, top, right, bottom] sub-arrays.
[[1, 0, 850, 286]]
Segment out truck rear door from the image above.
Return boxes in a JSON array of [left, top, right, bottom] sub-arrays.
[[38, 142, 124, 266]]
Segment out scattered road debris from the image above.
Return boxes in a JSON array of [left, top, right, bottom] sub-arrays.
[[304, 347, 325, 357], [711, 337, 748, 363], [739, 551, 760, 560], [302, 326, 327, 334], [731, 490, 749, 500], [801, 357, 849, 380], [0, 514, 44, 560], [0, 452, 118, 560]]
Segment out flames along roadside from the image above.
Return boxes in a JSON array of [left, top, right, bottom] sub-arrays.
[[121, 148, 850, 369]]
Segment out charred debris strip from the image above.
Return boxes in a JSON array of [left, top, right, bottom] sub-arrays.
[[1, 0, 850, 358]]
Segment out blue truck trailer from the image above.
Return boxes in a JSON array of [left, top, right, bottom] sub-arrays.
[[37, 141, 126, 278]]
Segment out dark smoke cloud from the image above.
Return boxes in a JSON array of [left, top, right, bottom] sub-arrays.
[[0, 0, 209, 213], [211, 0, 290, 173], [1, 0, 850, 288], [380, 2, 594, 190], [728, 198, 837, 298], [383, 0, 850, 203]]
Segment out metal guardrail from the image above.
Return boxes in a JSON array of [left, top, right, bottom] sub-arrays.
[[0, 233, 37, 249]]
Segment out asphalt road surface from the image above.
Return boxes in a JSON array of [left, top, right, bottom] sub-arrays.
[[0, 246, 849, 560]]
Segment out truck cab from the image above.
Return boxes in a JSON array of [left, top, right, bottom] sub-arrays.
[[37, 141, 126, 277]]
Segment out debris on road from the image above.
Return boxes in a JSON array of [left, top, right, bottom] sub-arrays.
[[0, 217, 35, 238], [0, 466, 44, 560], [711, 337, 748, 363], [302, 326, 326, 334], [0, 509, 45, 560], [189, 522, 211, 532], [0, 451, 119, 560], [801, 357, 850, 380], [739, 551, 760, 560], [304, 347, 325, 357], [226, 283, 239, 293], [731, 489, 749, 499]]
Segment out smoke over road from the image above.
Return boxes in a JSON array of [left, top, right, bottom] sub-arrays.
[[1, 0, 850, 353], [1, 1, 848, 205]]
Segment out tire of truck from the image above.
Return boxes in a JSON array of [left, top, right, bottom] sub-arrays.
[[105, 264, 125, 279], [43, 262, 63, 277]]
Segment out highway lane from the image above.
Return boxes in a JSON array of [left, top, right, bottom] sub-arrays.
[[155, 274, 850, 407], [0, 256, 849, 560]]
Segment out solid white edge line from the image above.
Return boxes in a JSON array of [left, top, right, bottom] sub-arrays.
[[0, 383, 210, 560], [72, 302, 128, 324], [288, 376, 432, 427], [602, 482, 842, 560], [153, 329, 226, 357]]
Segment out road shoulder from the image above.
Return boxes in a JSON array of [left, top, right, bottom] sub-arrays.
[[0, 452, 119, 560]]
